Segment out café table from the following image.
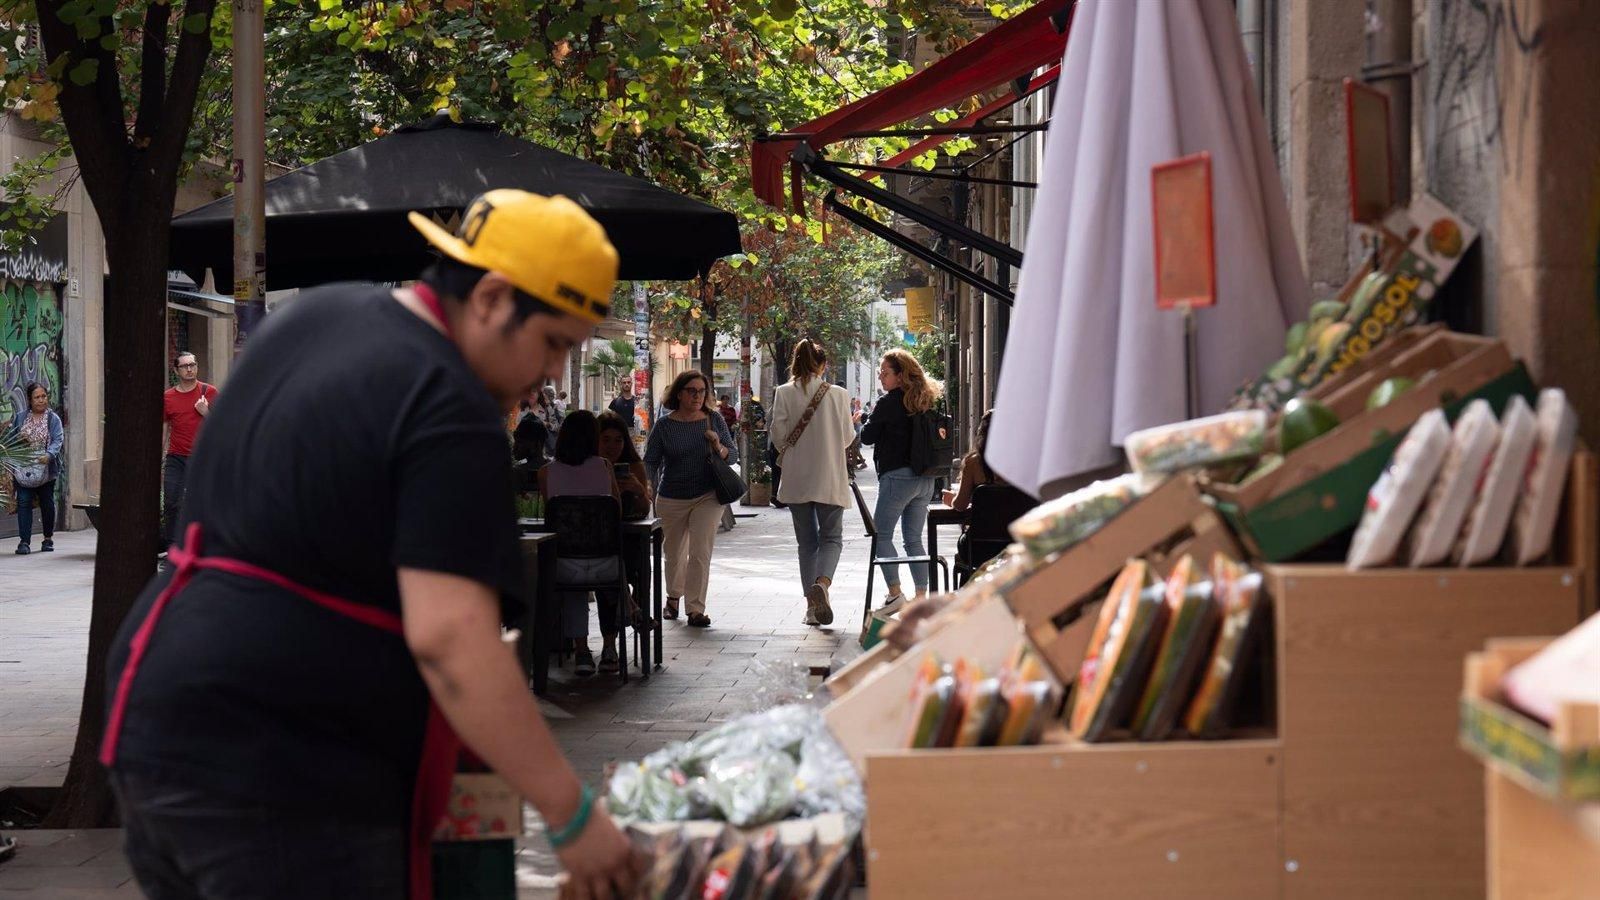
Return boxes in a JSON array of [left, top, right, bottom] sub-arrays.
[[518, 517, 664, 677], [924, 504, 970, 592]]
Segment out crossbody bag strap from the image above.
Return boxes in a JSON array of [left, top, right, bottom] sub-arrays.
[[781, 381, 832, 452]]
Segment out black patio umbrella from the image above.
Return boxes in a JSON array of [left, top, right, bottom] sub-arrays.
[[169, 115, 742, 288]]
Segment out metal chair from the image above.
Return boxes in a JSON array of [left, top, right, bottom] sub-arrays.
[[543, 495, 636, 685], [953, 484, 1038, 587], [850, 479, 948, 623]]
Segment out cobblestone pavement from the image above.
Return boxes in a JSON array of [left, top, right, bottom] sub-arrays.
[[1, 465, 898, 897]]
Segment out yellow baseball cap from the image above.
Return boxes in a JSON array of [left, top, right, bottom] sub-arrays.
[[408, 190, 619, 323]]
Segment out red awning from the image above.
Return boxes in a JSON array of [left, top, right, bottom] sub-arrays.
[[879, 64, 1060, 170], [752, 0, 1072, 212]]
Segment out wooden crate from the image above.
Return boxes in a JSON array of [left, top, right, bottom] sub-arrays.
[[866, 735, 1283, 900], [1005, 475, 1241, 684], [1460, 638, 1600, 900], [1268, 566, 1583, 900]]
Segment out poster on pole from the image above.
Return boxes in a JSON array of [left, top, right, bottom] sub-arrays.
[[905, 286, 936, 333], [1150, 152, 1216, 310]]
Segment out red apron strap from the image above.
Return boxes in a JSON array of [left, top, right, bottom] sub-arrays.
[[410, 702, 462, 900]]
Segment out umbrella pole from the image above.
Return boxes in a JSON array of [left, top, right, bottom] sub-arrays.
[[1183, 303, 1200, 420]]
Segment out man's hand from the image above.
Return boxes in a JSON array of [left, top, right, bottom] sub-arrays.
[[555, 810, 647, 900], [194, 394, 210, 417]]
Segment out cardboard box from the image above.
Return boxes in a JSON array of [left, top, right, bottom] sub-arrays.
[[437, 773, 524, 841], [1460, 638, 1600, 803], [1207, 330, 1535, 561]]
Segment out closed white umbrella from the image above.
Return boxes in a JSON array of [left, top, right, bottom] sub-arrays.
[[991, 0, 1309, 497]]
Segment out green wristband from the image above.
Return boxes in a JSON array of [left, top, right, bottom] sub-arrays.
[[545, 783, 594, 849]]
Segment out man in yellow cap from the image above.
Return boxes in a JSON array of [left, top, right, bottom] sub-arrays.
[[103, 191, 641, 900]]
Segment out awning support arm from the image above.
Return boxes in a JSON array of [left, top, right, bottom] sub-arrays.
[[823, 192, 1014, 306], [829, 161, 1038, 189], [799, 148, 1024, 269]]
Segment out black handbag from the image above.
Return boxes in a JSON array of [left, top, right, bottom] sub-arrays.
[[707, 451, 746, 504]]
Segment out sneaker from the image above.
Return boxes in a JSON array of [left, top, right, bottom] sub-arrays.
[[40, 539, 53, 552], [14, 543, 27, 555], [803, 604, 820, 627], [598, 646, 619, 674], [805, 582, 834, 626], [573, 647, 596, 677]]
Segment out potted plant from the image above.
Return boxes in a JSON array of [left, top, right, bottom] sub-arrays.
[[746, 464, 772, 507]]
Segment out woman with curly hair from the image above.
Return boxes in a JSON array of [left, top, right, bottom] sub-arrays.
[[860, 349, 942, 606]]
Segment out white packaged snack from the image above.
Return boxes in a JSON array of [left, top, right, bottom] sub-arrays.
[[1501, 610, 1600, 724], [1408, 400, 1500, 567], [1511, 389, 1579, 565], [1348, 409, 1451, 570], [1454, 396, 1538, 566]]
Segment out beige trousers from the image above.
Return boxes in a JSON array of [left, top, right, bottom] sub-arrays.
[[655, 491, 723, 616]]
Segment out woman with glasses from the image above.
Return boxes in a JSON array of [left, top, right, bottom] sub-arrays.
[[7, 382, 63, 554], [643, 369, 738, 627]]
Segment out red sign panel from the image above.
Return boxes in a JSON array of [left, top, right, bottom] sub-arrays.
[[1150, 152, 1216, 310], [1344, 78, 1394, 224]]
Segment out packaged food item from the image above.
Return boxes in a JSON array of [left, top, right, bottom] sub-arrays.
[[1123, 410, 1268, 475], [1408, 400, 1500, 567], [1183, 557, 1266, 739], [1079, 579, 1167, 742], [998, 680, 1059, 746], [1511, 388, 1578, 566], [902, 659, 958, 749], [952, 678, 1007, 748], [1455, 396, 1538, 566], [754, 849, 798, 900], [1009, 474, 1149, 561], [1067, 560, 1154, 737], [796, 844, 851, 900], [1131, 556, 1222, 741], [1347, 408, 1451, 569], [1501, 611, 1600, 725], [699, 842, 753, 900]]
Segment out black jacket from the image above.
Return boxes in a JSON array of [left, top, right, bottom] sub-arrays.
[[860, 388, 912, 475]]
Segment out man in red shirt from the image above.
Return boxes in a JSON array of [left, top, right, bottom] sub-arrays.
[[162, 351, 217, 543]]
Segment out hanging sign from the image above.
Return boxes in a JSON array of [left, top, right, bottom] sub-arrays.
[[1150, 152, 1216, 310], [904, 286, 936, 333], [1344, 78, 1394, 224]]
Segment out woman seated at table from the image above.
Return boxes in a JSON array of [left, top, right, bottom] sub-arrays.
[[946, 410, 1005, 512], [537, 410, 627, 677], [598, 410, 652, 520]]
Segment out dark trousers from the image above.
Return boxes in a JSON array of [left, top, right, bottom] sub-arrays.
[[112, 770, 407, 899], [14, 479, 55, 545], [162, 455, 189, 545]]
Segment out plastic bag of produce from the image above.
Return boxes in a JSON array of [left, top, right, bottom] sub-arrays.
[[705, 752, 798, 827], [793, 729, 864, 828], [1183, 558, 1265, 739], [1511, 389, 1578, 566], [606, 761, 696, 822], [1408, 400, 1500, 567], [1347, 409, 1451, 569], [1009, 474, 1150, 561], [1132, 556, 1222, 741], [1455, 396, 1538, 566], [1124, 410, 1268, 475]]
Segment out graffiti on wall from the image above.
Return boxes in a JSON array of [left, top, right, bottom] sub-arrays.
[[0, 213, 68, 425], [1428, 0, 1546, 180]]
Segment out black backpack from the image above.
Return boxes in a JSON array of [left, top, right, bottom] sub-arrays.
[[907, 408, 955, 477]]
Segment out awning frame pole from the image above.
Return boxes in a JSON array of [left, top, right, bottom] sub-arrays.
[[829, 161, 1038, 189], [800, 150, 1023, 269], [823, 193, 1014, 306]]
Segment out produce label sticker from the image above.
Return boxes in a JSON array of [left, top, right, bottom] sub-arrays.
[[1150, 152, 1215, 311]]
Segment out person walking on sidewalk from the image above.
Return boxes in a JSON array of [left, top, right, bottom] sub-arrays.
[[769, 340, 852, 627], [608, 379, 638, 434], [102, 190, 641, 900], [7, 382, 63, 554], [161, 351, 217, 545], [644, 369, 738, 628], [860, 349, 942, 607]]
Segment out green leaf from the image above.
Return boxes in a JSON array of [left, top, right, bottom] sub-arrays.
[[67, 58, 98, 86]]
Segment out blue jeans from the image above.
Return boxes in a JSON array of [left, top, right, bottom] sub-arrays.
[[15, 479, 55, 545], [789, 502, 844, 591], [874, 468, 935, 592]]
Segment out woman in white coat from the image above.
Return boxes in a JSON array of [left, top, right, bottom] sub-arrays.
[[769, 339, 855, 627]]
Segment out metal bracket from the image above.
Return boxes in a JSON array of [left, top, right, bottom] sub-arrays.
[[823, 192, 1014, 305]]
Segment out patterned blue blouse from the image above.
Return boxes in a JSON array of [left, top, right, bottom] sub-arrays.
[[644, 413, 739, 500]]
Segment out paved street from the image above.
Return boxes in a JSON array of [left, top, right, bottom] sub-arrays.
[[0, 464, 903, 897]]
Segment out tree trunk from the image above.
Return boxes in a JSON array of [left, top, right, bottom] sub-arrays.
[[44, 219, 172, 828]]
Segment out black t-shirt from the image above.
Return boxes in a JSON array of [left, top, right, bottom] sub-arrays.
[[607, 395, 636, 428], [105, 285, 525, 824], [860, 388, 912, 474]]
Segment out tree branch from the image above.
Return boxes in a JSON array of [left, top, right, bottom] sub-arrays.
[[35, 0, 131, 190], [132, 0, 172, 146], [149, 0, 219, 174]]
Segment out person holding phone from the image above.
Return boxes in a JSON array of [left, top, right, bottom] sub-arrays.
[[598, 411, 651, 520]]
